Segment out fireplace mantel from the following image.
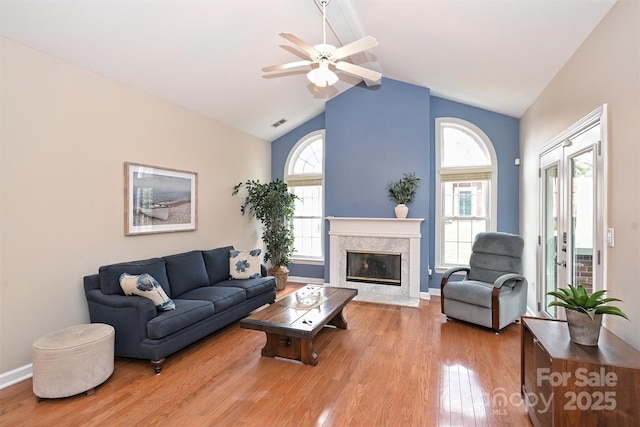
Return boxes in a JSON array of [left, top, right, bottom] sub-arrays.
[[327, 217, 424, 307]]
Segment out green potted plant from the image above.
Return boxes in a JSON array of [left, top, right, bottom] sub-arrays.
[[387, 172, 420, 218], [547, 284, 628, 346], [232, 179, 298, 291]]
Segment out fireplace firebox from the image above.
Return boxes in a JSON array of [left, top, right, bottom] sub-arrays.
[[346, 250, 401, 286]]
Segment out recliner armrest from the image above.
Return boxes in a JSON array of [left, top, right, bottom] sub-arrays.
[[442, 266, 470, 280], [493, 273, 527, 289], [440, 266, 470, 315]]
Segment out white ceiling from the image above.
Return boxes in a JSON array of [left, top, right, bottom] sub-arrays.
[[0, 0, 617, 142]]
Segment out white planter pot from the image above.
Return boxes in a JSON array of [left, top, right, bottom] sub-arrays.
[[394, 204, 409, 219], [565, 310, 602, 346]]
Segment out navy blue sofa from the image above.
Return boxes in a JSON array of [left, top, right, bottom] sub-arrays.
[[84, 246, 276, 374]]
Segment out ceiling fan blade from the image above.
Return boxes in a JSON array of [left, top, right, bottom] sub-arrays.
[[332, 36, 378, 60], [279, 33, 318, 57], [262, 60, 312, 73], [335, 61, 382, 82]]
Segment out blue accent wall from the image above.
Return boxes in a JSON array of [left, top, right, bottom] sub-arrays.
[[271, 80, 520, 291], [429, 96, 520, 288], [286, 263, 324, 279], [324, 78, 430, 283]]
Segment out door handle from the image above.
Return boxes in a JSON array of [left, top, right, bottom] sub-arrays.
[[553, 255, 566, 267]]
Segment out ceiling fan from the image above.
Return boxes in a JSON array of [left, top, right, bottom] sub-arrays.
[[262, 0, 381, 90]]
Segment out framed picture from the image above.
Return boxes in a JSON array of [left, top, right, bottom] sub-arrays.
[[124, 162, 197, 235]]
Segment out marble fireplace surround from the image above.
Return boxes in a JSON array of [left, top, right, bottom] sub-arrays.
[[327, 217, 423, 307]]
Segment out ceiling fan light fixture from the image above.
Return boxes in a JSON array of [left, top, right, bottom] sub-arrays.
[[263, 0, 380, 88], [306, 62, 339, 87]]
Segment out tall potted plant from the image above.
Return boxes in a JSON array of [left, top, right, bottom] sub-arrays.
[[232, 179, 298, 290], [547, 284, 628, 346], [387, 172, 420, 218]]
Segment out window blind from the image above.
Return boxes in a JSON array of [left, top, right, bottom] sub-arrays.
[[440, 171, 492, 182]]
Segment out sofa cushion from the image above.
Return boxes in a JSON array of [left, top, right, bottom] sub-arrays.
[[202, 246, 233, 284], [146, 299, 214, 340], [215, 276, 276, 299], [99, 258, 170, 296], [443, 280, 513, 308], [179, 286, 246, 313], [119, 273, 176, 311], [229, 249, 262, 279], [164, 251, 210, 297]]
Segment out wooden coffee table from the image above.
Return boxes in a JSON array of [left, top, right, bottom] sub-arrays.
[[240, 286, 357, 366]]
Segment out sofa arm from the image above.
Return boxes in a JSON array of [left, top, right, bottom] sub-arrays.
[[85, 289, 156, 317], [85, 288, 157, 358]]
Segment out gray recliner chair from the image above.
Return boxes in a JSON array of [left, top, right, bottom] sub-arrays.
[[440, 231, 527, 332]]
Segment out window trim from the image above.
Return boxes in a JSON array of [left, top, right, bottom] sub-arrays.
[[285, 130, 324, 182], [435, 118, 498, 271], [284, 130, 325, 262]]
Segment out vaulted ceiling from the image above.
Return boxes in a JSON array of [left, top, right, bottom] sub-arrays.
[[0, 0, 617, 141]]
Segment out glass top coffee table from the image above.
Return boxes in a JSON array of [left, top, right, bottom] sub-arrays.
[[240, 286, 357, 366]]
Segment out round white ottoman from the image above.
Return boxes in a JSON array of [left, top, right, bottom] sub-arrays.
[[32, 323, 114, 401]]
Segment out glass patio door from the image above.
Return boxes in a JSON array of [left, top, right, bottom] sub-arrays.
[[539, 116, 605, 319], [540, 152, 560, 317]]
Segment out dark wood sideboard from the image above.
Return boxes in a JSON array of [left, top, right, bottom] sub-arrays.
[[521, 316, 640, 427]]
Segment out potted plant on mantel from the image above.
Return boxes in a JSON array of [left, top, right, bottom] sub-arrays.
[[232, 179, 298, 291], [547, 284, 629, 346], [387, 172, 420, 218]]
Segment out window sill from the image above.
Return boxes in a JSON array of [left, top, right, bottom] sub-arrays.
[[435, 265, 469, 275], [291, 258, 324, 266]]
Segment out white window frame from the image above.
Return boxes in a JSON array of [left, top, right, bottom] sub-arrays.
[[435, 118, 498, 272], [284, 130, 325, 263]]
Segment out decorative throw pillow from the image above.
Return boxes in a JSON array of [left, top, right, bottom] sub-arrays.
[[229, 249, 262, 279], [119, 273, 176, 311]]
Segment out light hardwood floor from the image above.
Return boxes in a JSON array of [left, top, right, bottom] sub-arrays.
[[1, 284, 532, 426]]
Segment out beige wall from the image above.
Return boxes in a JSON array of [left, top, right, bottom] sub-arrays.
[[520, 0, 640, 349], [0, 38, 270, 373]]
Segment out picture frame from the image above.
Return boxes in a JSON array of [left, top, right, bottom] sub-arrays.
[[124, 162, 197, 235]]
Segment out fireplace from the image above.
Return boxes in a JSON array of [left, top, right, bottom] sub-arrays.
[[327, 217, 424, 307], [346, 250, 401, 285]]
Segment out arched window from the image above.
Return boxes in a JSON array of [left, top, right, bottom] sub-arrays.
[[284, 130, 324, 260], [435, 118, 497, 268]]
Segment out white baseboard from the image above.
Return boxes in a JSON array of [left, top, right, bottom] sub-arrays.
[[290, 277, 439, 302], [526, 306, 538, 317], [287, 276, 325, 285], [0, 364, 32, 390], [290, 277, 439, 301]]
